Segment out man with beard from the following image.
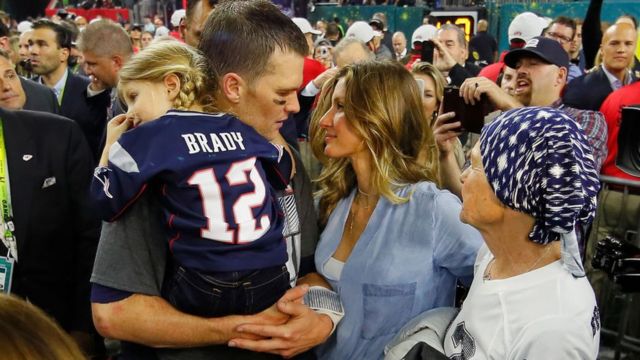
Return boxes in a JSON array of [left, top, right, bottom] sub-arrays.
[[435, 37, 607, 199]]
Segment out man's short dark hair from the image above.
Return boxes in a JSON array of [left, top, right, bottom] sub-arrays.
[[0, 21, 9, 38], [325, 22, 340, 38], [199, 0, 308, 84], [32, 19, 74, 49], [550, 16, 577, 40]]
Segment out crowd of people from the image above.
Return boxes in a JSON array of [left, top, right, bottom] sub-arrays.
[[0, 0, 638, 359]]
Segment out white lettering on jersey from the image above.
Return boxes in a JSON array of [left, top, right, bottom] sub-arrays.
[[182, 132, 246, 154]]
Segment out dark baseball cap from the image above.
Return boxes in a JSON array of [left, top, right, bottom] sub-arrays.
[[504, 36, 570, 69], [131, 23, 143, 31]]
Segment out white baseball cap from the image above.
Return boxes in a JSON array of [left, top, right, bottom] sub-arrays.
[[17, 21, 32, 34], [508, 12, 550, 42], [170, 9, 186, 28], [292, 17, 321, 35], [346, 21, 381, 43], [155, 26, 170, 38], [411, 24, 437, 45]]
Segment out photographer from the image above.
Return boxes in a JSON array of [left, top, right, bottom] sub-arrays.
[[433, 24, 480, 86]]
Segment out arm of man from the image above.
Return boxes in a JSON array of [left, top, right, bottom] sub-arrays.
[[582, 0, 604, 69], [92, 288, 304, 348], [459, 77, 522, 110], [90, 189, 309, 350]]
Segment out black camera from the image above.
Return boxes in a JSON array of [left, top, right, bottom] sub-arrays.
[[592, 236, 640, 293]]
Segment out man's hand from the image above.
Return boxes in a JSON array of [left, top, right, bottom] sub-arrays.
[[459, 77, 521, 110], [312, 67, 340, 90], [234, 285, 308, 339], [432, 39, 458, 73], [229, 285, 333, 358]]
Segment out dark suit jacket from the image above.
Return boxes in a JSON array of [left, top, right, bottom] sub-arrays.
[[20, 77, 59, 114], [39, 71, 111, 161], [563, 67, 637, 111], [0, 108, 100, 332]]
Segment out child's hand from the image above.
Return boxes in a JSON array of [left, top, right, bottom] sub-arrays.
[[105, 114, 132, 147], [99, 114, 132, 166]]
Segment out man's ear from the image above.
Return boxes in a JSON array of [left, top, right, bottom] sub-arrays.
[[164, 73, 181, 101], [0, 36, 9, 52], [60, 47, 70, 63], [179, 19, 187, 40], [112, 54, 125, 72], [220, 73, 244, 104], [557, 66, 568, 87]]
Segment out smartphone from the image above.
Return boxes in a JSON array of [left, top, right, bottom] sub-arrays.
[[442, 86, 491, 134], [421, 40, 435, 64], [415, 78, 425, 96]]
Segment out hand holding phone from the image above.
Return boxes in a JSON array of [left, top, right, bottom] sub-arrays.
[[420, 40, 434, 64], [442, 86, 492, 134]]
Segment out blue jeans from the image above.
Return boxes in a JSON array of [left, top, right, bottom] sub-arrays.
[[164, 264, 290, 318]]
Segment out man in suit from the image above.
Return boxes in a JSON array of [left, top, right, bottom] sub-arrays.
[[29, 19, 109, 160], [563, 23, 637, 111], [77, 19, 133, 122], [20, 76, 59, 113], [0, 49, 58, 113], [0, 107, 100, 354]]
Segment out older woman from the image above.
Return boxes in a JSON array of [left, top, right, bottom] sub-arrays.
[[444, 107, 601, 359], [307, 61, 482, 359]]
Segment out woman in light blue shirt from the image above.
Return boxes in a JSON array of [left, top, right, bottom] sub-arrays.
[[305, 61, 482, 359]]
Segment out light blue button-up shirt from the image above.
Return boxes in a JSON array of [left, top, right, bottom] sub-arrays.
[[315, 182, 483, 360]]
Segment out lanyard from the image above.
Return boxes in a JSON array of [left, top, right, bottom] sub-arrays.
[[0, 119, 17, 261]]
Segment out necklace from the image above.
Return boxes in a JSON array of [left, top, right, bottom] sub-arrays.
[[483, 244, 553, 281], [357, 188, 372, 209], [347, 189, 376, 236]]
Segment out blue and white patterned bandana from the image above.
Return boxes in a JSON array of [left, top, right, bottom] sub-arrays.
[[479, 107, 600, 277]]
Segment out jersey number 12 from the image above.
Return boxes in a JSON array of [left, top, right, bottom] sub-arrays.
[[188, 157, 270, 244]]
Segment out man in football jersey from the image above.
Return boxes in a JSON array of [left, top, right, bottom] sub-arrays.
[[90, 1, 333, 359]]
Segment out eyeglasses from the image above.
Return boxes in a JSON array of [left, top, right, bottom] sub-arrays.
[[545, 32, 573, 44]]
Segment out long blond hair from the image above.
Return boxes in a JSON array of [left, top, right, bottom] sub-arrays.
[[0, 294, 86, 359], [310, 61, 439, 225], [118, 41, 214, 111]]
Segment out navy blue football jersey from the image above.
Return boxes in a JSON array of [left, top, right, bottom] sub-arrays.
[[91, 110, 290, 272]]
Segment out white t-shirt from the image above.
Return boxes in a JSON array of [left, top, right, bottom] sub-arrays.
[[443, 245, 600, 360]]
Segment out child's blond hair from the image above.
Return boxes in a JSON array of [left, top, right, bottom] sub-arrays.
[[118, 41, 213, 111]]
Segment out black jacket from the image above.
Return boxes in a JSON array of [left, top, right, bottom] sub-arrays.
[[0, 108, 100, 332]]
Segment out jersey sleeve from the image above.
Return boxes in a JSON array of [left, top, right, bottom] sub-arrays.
[[261, 143, 292, 190], [89, 127, 164, 221], [509, 316, 599, 360]]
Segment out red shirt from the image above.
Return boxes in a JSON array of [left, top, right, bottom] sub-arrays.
[[478, 51, 508, 82], [599, 81, 640, 180], [302, 57, 325, 90]]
